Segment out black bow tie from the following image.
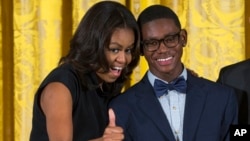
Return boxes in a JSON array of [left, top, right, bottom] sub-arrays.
[[154, 76, 187, 97]]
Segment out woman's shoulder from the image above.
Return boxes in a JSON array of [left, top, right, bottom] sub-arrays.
[[47, 64, 78, 80], [39, 63, 80, 95]]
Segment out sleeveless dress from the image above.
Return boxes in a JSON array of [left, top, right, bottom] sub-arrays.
[[30, 64, 111, 141]]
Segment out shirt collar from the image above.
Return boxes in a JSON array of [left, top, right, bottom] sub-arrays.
[[147, 67, 187, 87]]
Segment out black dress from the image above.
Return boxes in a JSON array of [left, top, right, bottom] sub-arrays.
[[30, 64, 111, 141]]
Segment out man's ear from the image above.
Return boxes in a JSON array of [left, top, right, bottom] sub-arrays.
[[181, 29, 187, 47]]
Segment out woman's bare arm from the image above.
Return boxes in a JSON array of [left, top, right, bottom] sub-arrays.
[[40, 82, 73, 141]]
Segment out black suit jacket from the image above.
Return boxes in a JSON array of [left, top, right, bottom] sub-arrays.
[[217, 59, 250, 124]]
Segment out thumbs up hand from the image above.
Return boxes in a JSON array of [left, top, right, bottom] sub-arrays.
[[102, 108, 124, 140], [88, 109, 124, 141], [108, 108, 116, 127]]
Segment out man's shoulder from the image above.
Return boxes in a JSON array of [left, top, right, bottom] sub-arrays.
[[222, 59, 250, 71], [189, 74, 234, 92], [122, 80, 147, 94]]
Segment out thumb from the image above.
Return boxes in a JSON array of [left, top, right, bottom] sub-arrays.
[[108, 108, 116, 127]]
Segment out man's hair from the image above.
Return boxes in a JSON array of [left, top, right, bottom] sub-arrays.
[[137, 5, 181, 29], [137, 5, 182, 55]]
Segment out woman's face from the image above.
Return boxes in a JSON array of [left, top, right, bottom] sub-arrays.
[[96, 27, 135, 83]]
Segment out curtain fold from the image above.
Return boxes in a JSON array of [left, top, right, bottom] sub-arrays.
[[0, 0, 246, 141], [13, 1, 63, 140], [1, 0, 14, 141], [185, 0, 245, 80]]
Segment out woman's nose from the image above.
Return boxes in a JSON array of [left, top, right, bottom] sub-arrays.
[[116, 52, 126, 63]]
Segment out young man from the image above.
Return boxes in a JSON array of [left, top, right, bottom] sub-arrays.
[[109, 5, 238, 141]]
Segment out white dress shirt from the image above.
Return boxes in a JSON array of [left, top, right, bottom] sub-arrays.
[[147, 68, 187, 141]]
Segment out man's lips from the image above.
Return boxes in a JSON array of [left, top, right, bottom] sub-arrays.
[[157, 56, 173, 62], [156, 56, 173, 65]]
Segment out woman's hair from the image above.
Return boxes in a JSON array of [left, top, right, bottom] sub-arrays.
[[59, 1, 140, 95]]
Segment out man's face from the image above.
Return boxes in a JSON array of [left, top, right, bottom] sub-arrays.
[[141, 18, 186, 81]]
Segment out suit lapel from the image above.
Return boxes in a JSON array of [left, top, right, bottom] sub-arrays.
[[136, 75, 176, 141], [183, 73, 207, 141]]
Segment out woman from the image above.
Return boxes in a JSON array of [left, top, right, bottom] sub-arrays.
[[29, 1, 140, 141]]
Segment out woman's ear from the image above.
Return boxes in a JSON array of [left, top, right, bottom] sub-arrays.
[[140, 43, 144, 56]]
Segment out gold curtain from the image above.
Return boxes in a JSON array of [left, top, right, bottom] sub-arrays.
[[0, 0, 246, 141]]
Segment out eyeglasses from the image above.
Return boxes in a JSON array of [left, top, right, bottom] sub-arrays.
[[142, 31, 181, 52]]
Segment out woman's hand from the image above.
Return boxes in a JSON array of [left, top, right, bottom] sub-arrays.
[[89, 109, 124, 141]]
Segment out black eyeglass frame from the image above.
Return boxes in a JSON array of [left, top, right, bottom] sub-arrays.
[[141, 30, 182, 52]]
